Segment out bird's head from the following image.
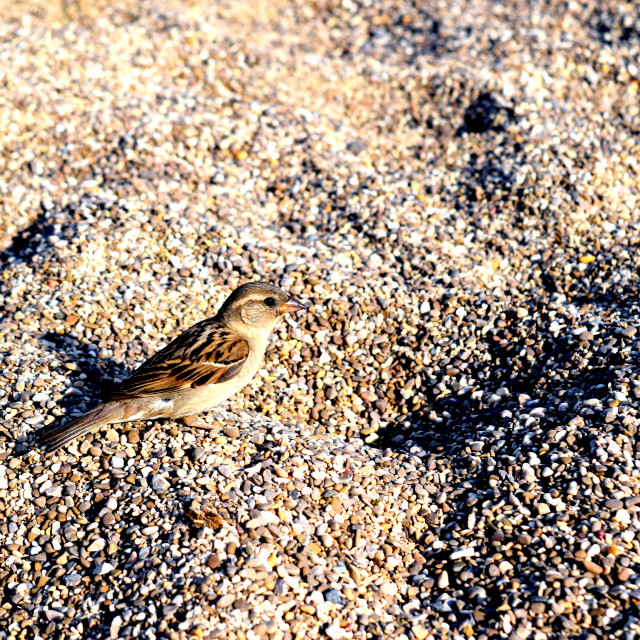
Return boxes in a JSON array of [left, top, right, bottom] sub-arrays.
[[218, 282, 306, 339]]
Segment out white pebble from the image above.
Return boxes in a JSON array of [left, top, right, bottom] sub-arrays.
[[521, 463, 536, 483], [94, 562, 114, 576], [87, 538, 106, 553], [615, 509, 631, 525], [449, 547, 475, 560], [151, 475, 170, 493], [325, 624, 345, 640], [246, 511, 279, 528]]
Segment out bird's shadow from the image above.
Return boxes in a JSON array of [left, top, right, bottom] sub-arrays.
[[14, 332, 131, 455], [39, 331, 129, 405]]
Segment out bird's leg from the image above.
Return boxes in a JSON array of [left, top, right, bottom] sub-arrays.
[[181, 413, 218, 430]]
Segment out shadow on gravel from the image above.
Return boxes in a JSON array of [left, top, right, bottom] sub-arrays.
[[0, 210, 53, 266], [38, 331, 129, 405], [13, 332, 130, 455], [542, 248, 640, 321], [377, 299, 636, 454], [456, 92, 515, 136], [366, 296, 640, 628]]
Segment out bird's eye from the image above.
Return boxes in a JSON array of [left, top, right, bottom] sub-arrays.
[[264, 296, 276, 308]]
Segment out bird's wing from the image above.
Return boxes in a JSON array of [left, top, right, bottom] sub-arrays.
[[106, 319, 249, 400]]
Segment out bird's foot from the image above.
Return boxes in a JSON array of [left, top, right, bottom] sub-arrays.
[[181, 414, 218, 430]]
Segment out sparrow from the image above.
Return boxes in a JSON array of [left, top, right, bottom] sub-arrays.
[[35, 282, 306, 452]]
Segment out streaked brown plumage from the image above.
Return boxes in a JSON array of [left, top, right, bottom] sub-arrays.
[[107, 322, 250, 399], [35, 282, 306, 452]]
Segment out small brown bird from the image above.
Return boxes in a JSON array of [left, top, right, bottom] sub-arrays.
[[35, 282, 306, 452]]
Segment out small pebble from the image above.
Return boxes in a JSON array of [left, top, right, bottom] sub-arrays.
[[151, 475, 170, 493], [94, 563, 114, 576]]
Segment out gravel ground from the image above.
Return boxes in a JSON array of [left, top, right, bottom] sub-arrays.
[[2, 1, 640, 639]]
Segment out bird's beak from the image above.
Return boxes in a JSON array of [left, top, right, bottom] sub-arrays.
[[278, 297, 307, 314]]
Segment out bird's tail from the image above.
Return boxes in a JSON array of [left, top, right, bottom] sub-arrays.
[[34, 403, 123, 453]]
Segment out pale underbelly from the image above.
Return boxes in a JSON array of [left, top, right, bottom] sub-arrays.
[[168, 382, 246, 417], [121, 376, 252, 422]]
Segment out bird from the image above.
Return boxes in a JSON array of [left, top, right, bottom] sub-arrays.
[[35, 282, 306, 452]]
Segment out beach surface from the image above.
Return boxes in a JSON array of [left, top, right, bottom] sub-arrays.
[[1, 1, 640, 639]]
